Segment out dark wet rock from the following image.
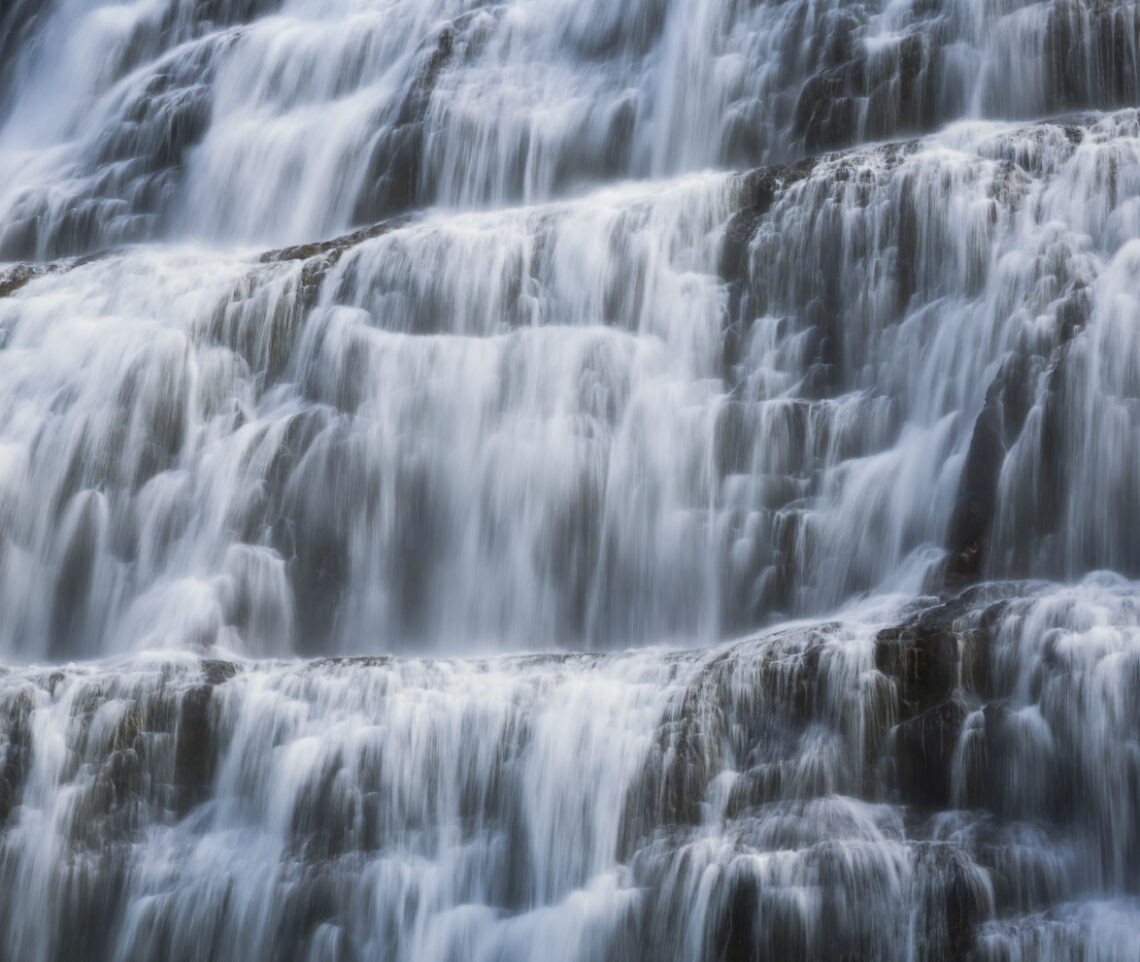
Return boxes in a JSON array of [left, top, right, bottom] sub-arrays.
[[945, 377, 1010, 584], [0, 746, 26, 825], [618, 677, 724, 849], [273, 427, 356, 652], [0, 33, 231, 260], [720, 158, 817, 380], [794, 73, 858, 154], [106, 747, 142, 809], [94, 54, 215, 179], [196, 0, 284, 28], [874, 589, 1022, 814], [352, 124, 425, 226], [712, 872, 764, 962], [743, 157, 820, 220], [913, 843, 990, 962], [173, 684, 212, 798], [0, 250, 111, 309], [259, 215, 412, 266], [1031, 351, 1074, 557], [0, 263, 51, 298], [255, 214, 412, 320], [0, 690, 35, 825], [719, 209, 758, 295], [0, 260, 79, 298], [721, 158, 818, 285], [619, 635, 827, 857], [712, 867, 814, 962], [894, 698, 967, 809], [350, 16, 470, 225], [172, 665, 236, 812], [783, 4, 1140, 159], [945, 281, 1092, 585], [0, 774, 13, 825], [880, 579, 1016, 693], [875, 617, 959, 719], [721, 158, 815, 274], [956, 620, 995, 701], [49, 491, 107, 660], [202, 659, 240, 686], [0, 0, 45, 119], [961, 701, 1011, 813], [1044, 0, 1140, 110], [1008, 287, 1093, 571]]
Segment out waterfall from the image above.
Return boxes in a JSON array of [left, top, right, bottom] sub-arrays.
[[1, 0, 1140, 959]]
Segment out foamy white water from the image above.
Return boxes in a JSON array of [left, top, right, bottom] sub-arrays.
[[1, 579, 1139, 960], [1, 0, 1139, 959], [1, 0, 1138, 255]]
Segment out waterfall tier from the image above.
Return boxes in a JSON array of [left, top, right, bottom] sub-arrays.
[[2, 1, 1140, 959], [2, 580, 1139, 961]]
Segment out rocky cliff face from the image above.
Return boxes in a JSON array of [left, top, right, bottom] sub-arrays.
[[3, 110, 1139, 655], [2, 1, 1140, 959], [2, 0, 1140, 261], [1, 579, 1137, 961]]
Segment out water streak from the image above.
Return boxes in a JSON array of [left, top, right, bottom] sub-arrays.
[[2, 0, 1140, 958]]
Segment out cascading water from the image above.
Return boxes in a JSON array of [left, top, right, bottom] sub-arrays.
[[1, 0, 1140, 959]]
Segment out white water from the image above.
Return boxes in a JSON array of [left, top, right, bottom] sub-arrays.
[[1, 0, 1138, 255], [3, 116, 1140, 656], [1, 0, 1140, 958], [1, 579, 1138, 961]]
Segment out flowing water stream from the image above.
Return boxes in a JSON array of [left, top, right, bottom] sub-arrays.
[[1, 0, 1140, 959]]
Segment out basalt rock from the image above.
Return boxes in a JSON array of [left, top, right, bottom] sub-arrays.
[[894, 697, 968, 809], [259, 216, 413, 266], [875, 617, 959, 719], [721, 158, 818, 284], [0, 0, 44, 118], [944, 374, 1010, 584], [256, 215, 413, 313], [0, 260, 82, 298], [720, 158, 818, 376], [172, 664, 239, 812], [0, 690, 34, 826]]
